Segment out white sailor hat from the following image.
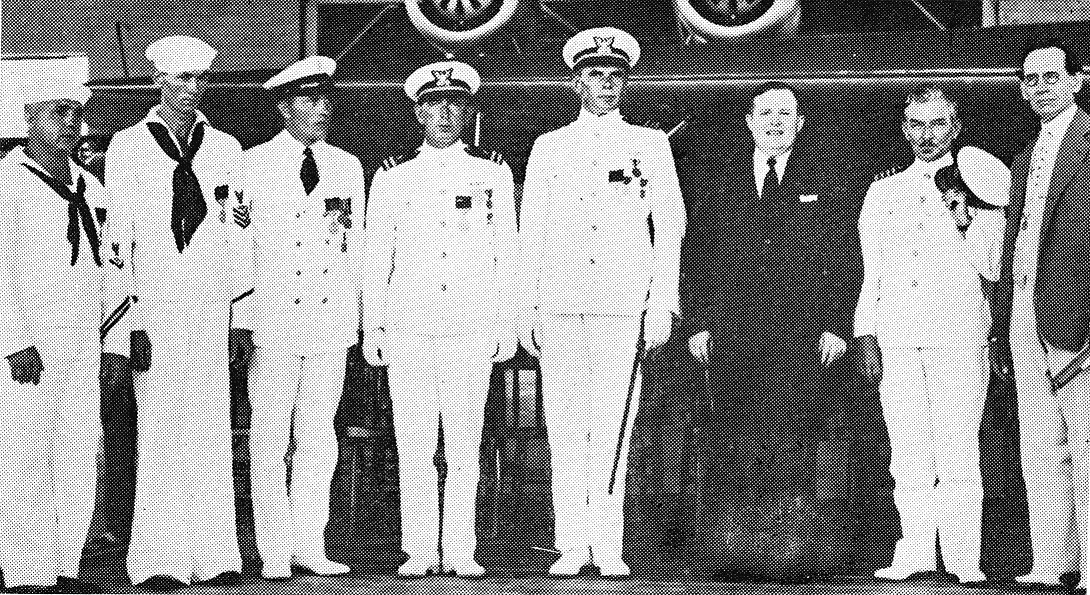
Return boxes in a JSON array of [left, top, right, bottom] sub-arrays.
[[264, 56, 337, 99], [562, 27, 640, 71], [404, 61, 480, 102], [145, 35, 217, 74], [21, 70, 91, 106], [956, 146, 1010, 207]]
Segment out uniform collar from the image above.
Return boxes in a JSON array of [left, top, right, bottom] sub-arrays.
[[274, 128, 328, 154], [1041, 103, 1078, 138], [418, 139, 467, 156], [576, 107, 624, 126], [142, 105, 210, 128], [909, 150, 954, 176], [8, 146, 83, 187]]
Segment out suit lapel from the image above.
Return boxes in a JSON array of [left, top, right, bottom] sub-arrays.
[[1040, 109, 1090, 245]]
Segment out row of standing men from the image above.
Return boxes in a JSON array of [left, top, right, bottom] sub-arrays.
[[0, 26, 1088, 594]]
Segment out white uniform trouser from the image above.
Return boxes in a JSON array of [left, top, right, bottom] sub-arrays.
[[386, 331, 492, 564], [0, 347, 100, 587], [127, 303, 241, 584], [248, 347, 345, 566], [878, 345, 988, 574], [539, 314, 641, 560], [1010, 284, 1090, 577]]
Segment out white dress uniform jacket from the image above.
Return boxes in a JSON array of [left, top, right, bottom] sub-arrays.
[[363, 141, 516, 567], [103, 107, 245, 585], [854, 154, 1003, 581], [231, 130, 365, 569], [519, 108, 685, 563], [0, 149, 118, 588], [520, 109, 684, 319]]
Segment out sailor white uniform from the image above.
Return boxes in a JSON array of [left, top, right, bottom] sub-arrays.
[[0, 146, 119, 588], [232, 128, 365, 571], [854, 150, 1005, 581], [103, 106, 245, 584], [520, 106, 685, 566], [363, 140, 517, 570]]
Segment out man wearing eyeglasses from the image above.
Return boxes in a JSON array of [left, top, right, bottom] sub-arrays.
[[102, 35, 247, 590], [989, 39, 1090, 590]]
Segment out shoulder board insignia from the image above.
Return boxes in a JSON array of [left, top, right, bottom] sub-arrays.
[[381, 151, 419, 172], [465, 145, 505, 165], [872, 164, 907, 182]]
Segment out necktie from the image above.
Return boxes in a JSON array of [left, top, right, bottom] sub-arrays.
[[301, 147, 319, 195], [761, 155, 779, 201], [22, 165, 102, 267], [146, 121, 207, 253]]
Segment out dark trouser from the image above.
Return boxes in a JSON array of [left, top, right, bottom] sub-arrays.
[[98, 369, 137, 543]]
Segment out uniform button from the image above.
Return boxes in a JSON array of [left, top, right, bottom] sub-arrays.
[[591, 225, 598, 231], [912, 250, 918, 257], [296, 270, 301, 276], [441, 221, 447, 228], [441, 284, 447, 291], [764, 238, 771, 245], [296, 241, 302, 247], [441, 251, 447, 258], [911, 281, 919, 288], [296, 213, 301, 218], [322, 297, 328, 304], [294, 298, 301, 304], [323, 269, 328, 274], [590, 258, 596, 265], [325, 239, 330, 245], [919, 197, 925, 204], [918, 223, 924, 230]]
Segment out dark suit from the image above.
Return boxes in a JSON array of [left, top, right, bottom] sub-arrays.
[[990, 107, 1090, 580], [993, 108, 1090, 352], [679, 144, 862, 578]]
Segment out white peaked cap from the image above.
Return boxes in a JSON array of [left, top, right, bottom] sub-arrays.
[[562, 27, 640, 70], [403, 61, 480, 101], [957, 146, 1010, 207], [263, 55, 337, 95]]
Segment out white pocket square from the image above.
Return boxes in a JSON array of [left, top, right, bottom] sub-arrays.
[[799, 194, 819, 203]]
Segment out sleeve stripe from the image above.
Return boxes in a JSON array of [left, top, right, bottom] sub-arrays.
[[232, 288, 255, 304], [99, 299, 132, 339]]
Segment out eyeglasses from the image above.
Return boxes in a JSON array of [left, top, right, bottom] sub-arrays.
[[1021, 71, 1062, 87]]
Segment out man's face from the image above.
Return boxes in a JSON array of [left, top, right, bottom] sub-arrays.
[[1021, 47, 1082, 122], [279, 94, 332, 146], [155, 70, 209, 116], [902, 98, 960, 162], [572, 65, 628, 115], [746, 88, 804, 156], [414, 95, 472, 149], [25, 99, 82, 155]]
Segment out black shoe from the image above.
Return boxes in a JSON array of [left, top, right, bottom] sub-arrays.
[[198, 571, 240, 587], [55, 577, 102, 593], [134, 575, 186, 592]]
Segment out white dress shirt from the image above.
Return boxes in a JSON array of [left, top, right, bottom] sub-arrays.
[[520, 108, 686, 317], [103, 107, 247, 352], [0, 148, 119, 359], [855, 152, 1001, 348], [231, 130, 366, 354], [753, 148, 792, 198], [364, 140, 517, 338]]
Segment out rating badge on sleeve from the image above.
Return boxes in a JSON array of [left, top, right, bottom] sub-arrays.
[[233, 191, 251, 229]]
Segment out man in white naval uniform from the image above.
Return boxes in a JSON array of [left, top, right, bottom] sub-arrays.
[[102, 35, 248, 591], [0, 71, 126, 595], [990, 41, 1090, 590], [231, 56, 362, 580], [854, 87, 1006, 585], [519, 27, 685, 577], [362, 61, 517, 578]]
